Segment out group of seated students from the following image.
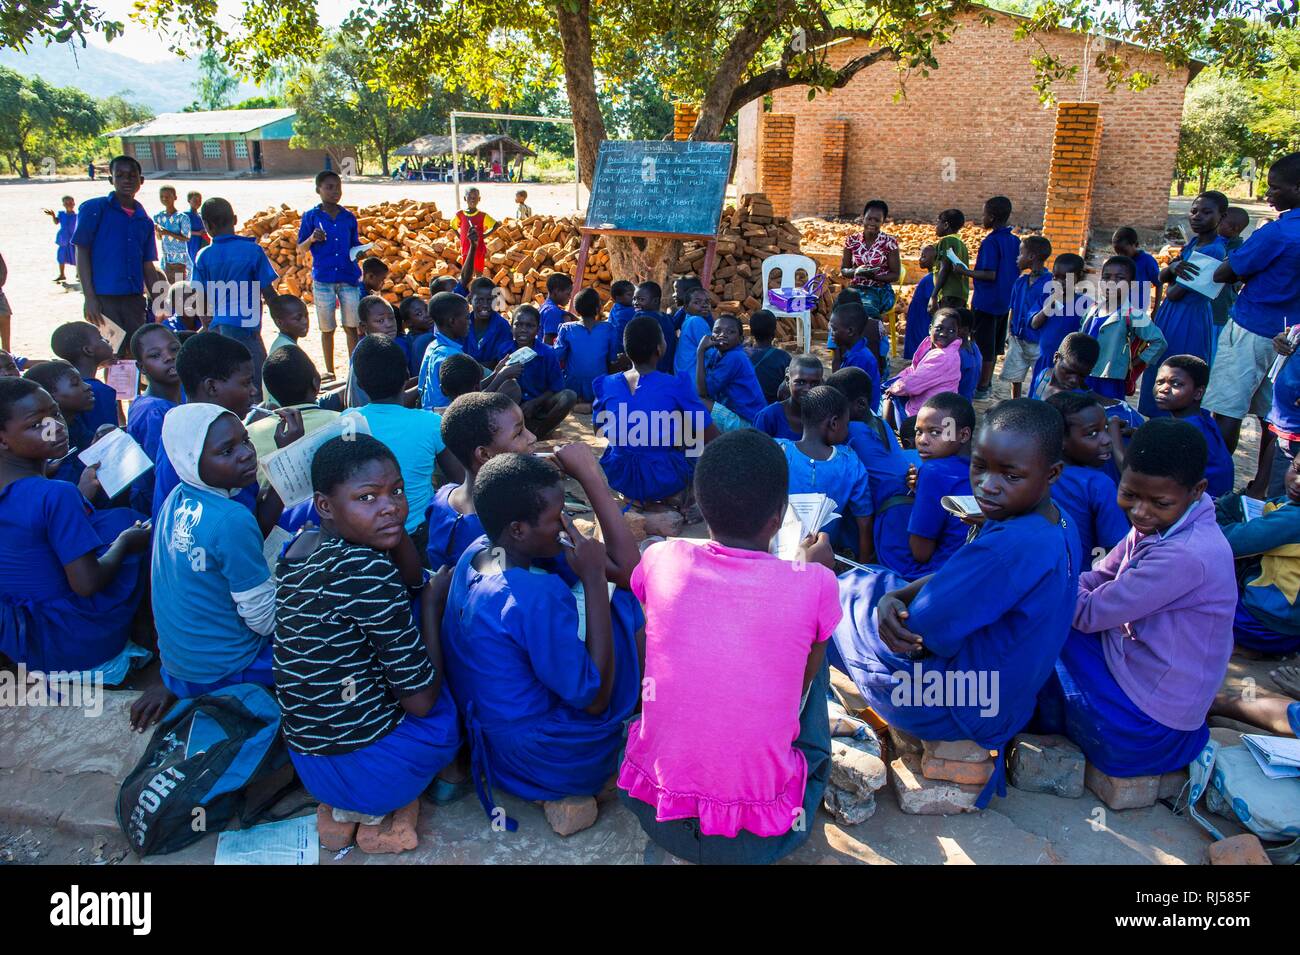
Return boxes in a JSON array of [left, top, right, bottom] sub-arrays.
[[3, 157, 1299, 865]]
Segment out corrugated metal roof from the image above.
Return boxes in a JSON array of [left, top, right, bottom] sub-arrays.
[[394, 133, 537, 158], [110, 109, 297, 138]]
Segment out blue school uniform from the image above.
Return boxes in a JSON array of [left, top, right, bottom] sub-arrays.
[[186, 209, 206, 265], [1052, 464, 1128, 568], [126, 394, 179, 513], [514, 341, 564, 403], [636, 309, 679, 374], [746, 345, 793, 405], [673, 313, 713, 380], [465, 312, 513, 367], [297, 205, 361, 285], [839, 338, 882, 411], [53, 412, 95, 488], [704, 347, 766, 424], [192, 234, 279, 330], [555, 320, 616, 402], [1179, 408, 1234, 497], [1030, 297, 1086, 386], [409, 330, 435, 378], [1099, 401, 1145, 485], [1036, 629, 1208, 777], [958, 342, 982, 400], [1225, 207, 1300, 340], [391, 332, 414, 373], [1137, 235, 1225, 416], [607, 302, 637, 356], [83, 377, 120, 434], [417, 331, 467, 410], [903, 274, 935, 360], [775, 440, 874, 549], [1132, 249, 1161, 311], [971, 226, 1021, 316], [441, 539, 643, 818], [876, 454, 971, 580], [844, 418, 914, 567], [424, 483, 485, 570], [1008, 270, 1053, 346], [538, 298, 568, 341], [152, 482, 272, 693], [72, 193, 158, 296], [832, 510, 1081, 807], [0, 477, 146, 673], [55, 210, 77, 265], [753, 401, 800, 440], [592, 370, 712, 502]]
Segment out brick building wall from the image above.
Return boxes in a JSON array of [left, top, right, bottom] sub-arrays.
[[120, 137, 353, 176], [765, 10, 1190, 231]]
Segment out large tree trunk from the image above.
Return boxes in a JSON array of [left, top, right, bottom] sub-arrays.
[[554, 0, 606, 187]]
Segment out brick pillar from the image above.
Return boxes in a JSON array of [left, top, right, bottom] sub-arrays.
[[817, 119, 850, 217], [673, 103, 699, 141], [760, 113, 796, 219], [1043, 102, 1103, 261]]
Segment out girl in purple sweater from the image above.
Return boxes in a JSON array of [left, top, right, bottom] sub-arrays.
[[1038, 418, 1236, 777]]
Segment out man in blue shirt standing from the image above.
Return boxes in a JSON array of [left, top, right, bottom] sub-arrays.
[[296, 170, 361, 381], [192, 197, 280, 400], [951, 196, 1021, 399], [73, 155, 165, 356], [1208, 151, 1300, 490]]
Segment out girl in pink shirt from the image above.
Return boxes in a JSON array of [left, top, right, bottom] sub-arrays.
[[885, 308, 963, 425], [618, 429, 843, 864]]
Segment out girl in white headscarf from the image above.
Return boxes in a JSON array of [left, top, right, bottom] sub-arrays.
[[151, 402, 277, 698]]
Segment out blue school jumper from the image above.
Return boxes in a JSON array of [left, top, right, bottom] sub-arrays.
[[746, 345, 793, 405], [424, 484, 485, 570], [592, 370, 712, 502], [844, 419, 913, 564], [409, 330, 435, 378], [833, 510, 1081, 807], [971, 227, 1022, 317], [704, 347, 767, 423], [72, 193, 158, 295], [839, 338, 882, 411], [1137, 234, 1225, 416], [514, 341, 564, 403], [186, 209, 207, 265], [441, 539, 643, 823], [297, 205, 361, 285], [0, 477, 147, 672], [1227, 207, 1300, 340], [673, 313, 714, 380], [1180, 408, 1235, 498], [607, 302, 637, 357], [465, 311, 513, 367], [555, 320, 616, 402], [55, 210, 77, 265], [958, 343, 982, 400], [1030, 297, 1086, 387], [126, 394, 179, 513], [775, 440, 874, 549], [753, 401, 800, 440], [1052, 464, 1129, 568], [876, 454, 971, 580], [193, 234, 279, 330], [903, 274, 935, 360], [538, 299, 568, 341]]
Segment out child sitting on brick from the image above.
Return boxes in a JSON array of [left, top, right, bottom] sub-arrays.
[[1036, 419, 1234, 781], [1216, 452, 1300, 656], [1045, 391, 1130, 569], [275, 434, 461, 852], [833, 399, 1081, 808], [440, 446, 644, 836], [620, 429, 839, 864]]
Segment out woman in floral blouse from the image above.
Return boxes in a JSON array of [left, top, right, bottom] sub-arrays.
[[840, 199, 901, 319]]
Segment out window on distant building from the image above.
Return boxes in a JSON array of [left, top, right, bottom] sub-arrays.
[[234, 140, 249, 159], [202, 141, 222, 159], [164, 142, 178, 159]]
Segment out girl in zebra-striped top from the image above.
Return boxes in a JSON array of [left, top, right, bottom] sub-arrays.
[[274, 433, 460, 842]]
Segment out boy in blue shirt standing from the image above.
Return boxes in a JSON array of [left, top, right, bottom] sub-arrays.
[[950, 196, 1021, 398], [73, 155, 165, 356], [297, 170, 362, 381], [999, 235, 1053, 398], [192, 197, 279, 400]]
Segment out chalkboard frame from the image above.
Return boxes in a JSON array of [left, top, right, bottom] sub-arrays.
[[584, 140, 734, 239]]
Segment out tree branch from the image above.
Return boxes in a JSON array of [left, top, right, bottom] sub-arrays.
[[724, 40, 900, 120]]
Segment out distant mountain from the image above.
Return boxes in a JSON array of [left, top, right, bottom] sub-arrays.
[[0, 42, 265, 113]]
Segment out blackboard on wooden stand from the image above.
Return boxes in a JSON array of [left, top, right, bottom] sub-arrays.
[[574, 140, 735, 293]]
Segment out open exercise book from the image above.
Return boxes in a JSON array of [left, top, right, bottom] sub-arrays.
[[77, 427, 153, 499], [770, 493, 840, 560], [1241, 734, 1300, 779], [260, 415, 372, 509], [940, 494, 982, 519]]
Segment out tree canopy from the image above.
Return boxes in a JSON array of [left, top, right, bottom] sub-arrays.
[[0, 66, 104, 177]]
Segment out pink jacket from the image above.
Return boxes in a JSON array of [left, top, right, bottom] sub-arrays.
[[888, 338, 962, 416]]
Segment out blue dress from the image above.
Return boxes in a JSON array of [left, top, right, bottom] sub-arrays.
[[556, 320, 616, 402], [1182, 408, 1235, 498], [126, 394, 178, 513], [1036, 629, 1209, 777], [441, 539, 643, 822], [1051, 464, 1129, 569], [753, 401, 801, 440], [903, 274, 935, 361], [958, 343, 982, 400], [876, 454, 971, 580], [0, 477, 146, 672], [465, 312, 513, 368], [704, 347, 767, 424], [592, 370, 712, 502], [1137, 235, 1225, 417], [424, 483, 485, 570], [55, 210, 77, 265], [833, 510, 1081, 806]]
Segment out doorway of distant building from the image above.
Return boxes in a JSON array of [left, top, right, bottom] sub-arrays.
[[252, 141, 264, 173]]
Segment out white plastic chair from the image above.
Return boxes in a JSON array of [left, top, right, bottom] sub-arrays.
[[761, 253, 818, 352]]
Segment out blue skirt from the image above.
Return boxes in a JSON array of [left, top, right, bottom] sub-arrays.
[[599, 446, 695, 503], [290, 690, 462, 817], [161, 639, 275, 699], [1231, 602, 1300, 655], [1036, 628, 1208, 777], [0, 506, 147, 674], [472, 590, 643, 805]]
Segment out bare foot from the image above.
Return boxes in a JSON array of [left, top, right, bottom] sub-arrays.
[[1270, 664, 1300, 700]]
